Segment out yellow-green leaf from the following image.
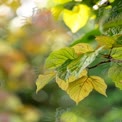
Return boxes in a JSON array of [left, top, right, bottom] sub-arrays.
[[63, 4, 90, 33], [45, 47, 77, 69], [111, 47, 122, 60], [95, 36, 115, 49], [66, 76, 93, 104], [36, 72, 56, 93], [72, 43, 94, 55], [90, 76, 107, 97], [108, 64, 122, 89]]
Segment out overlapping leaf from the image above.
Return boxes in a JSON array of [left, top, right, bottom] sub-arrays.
[[36, 72, 56, 93], [66, 76, 93, 104], [56, 69, 87, 90], [66, 75, 107, 104], [45, 47, 77, 69], [67, 47, 103, 77]]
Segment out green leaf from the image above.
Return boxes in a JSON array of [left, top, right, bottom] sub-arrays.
[[66, 76, 93, 104], [90, 76, 107, 96], [36, 72, 56, 93], [57, 47, 103, 80], [70, 29, 101, 46], [67, 47, 103, 77], [108, 64, 122, 89], [45, 47, 77, 69], [111, 47, 122, 60], [95, 36, 115, 49]]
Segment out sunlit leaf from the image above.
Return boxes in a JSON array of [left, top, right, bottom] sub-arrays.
[[108, 64, 122, 89], [63, 4, 90, 33], [96, 36, 115, 48], [111, 47, 122, 60], [45, 47, 77, 69], [66, 76, 93, 104], [90, 76, 107, 96], [36, 72, 56, 93], [72, 43, 94, 55]]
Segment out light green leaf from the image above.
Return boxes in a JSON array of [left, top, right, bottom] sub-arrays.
[[66, 76, 93, 104], [90, 76, 107, 96], [108, 64, 122, 89], [111, 47, 122, 60], [96, 36, 115, 48], [45, 47, 77, 69], [36, 72, 56, 93]]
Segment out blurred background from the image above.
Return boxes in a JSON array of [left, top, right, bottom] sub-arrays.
[[0, 0, 122, 122]]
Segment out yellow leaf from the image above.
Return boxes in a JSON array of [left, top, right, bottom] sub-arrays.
[[36, 72, 56, 93], [56, 69, 87, 90], [66, 76, 93, 104], [56, 76, 69, 90], [72, 43, 94, 55], [95, 36, 115, 49], [90, 76, 107, 97], [63, 4, 90, 33], [66, 69, 88, 83]]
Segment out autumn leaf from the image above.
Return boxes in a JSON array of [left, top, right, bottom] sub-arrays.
[[63, 4, 90, 33], [56, 76, 69, 90], [36, 72, 56, 93], [56, 69, 88, 90], [72, 43, 94, 55], [66, 76, 93, 104], [95, 36, 115, 49], [90, 76, 107, 97]]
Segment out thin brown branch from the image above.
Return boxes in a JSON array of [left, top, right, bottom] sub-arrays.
[[88, 60, 111, 69]]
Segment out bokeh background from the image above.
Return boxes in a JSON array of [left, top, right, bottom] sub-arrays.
[[0, 0, 122, 122]]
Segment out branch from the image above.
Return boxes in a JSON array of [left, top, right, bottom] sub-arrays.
[[88, 60, 111, 69]]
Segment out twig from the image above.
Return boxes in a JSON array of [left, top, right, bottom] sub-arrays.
[[88, 60, 111, 69]]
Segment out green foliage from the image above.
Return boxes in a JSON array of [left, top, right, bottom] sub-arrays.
[[45, 47, 77, 69]]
